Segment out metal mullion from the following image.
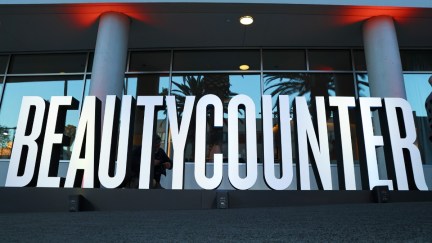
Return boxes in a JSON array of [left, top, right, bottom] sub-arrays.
[[305, 49, 310, 71], [0, 50, 92, 55], [79, 52, 91, 113], [124, 76, 127, 96], [165, 50, 174, 153], [126, 51, 131, 72], [306, 70, 353, 74], [2, 55, 9, 76], [262, 70, 352, 74], [128, 48, 173, 52], [125, 71, 171, 75], [124, 51, 130, 95], [350, 49, 359, 99], [169, 50, 174, 96], [304, 47, 353, 50], [262, 47, 357, 50], [163, 47, 261, 51], [403, 71, 432, 74], [6, 72, 86, 77], [171, 70, 261, 74], [123, 51, 128, 96], [128, 47, 262, 53], [260, 48, 264, 97], [262, 70, 307, 73], [0, 54, 12, 108]]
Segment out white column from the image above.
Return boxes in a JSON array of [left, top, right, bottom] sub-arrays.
[[363, 15, 406, 99], [90, 12, 130, 104], [362, 15, 405, 187]]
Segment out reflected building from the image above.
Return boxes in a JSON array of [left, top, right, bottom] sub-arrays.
[[0, 1, 431, 190]]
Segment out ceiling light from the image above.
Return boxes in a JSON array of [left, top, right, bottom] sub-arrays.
[[239, 64, 250, 70], [240, 16, 253, 25]]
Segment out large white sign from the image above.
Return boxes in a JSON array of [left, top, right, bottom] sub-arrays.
[[5, 95, 429, 191]]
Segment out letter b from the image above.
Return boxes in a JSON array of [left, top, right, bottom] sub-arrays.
[[6, 96, 47, 187]]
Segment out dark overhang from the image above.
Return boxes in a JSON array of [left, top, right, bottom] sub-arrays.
[[0, 3, 432, 52]]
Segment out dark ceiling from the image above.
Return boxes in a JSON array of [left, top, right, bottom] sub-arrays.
[[0, 3, 431, 53]]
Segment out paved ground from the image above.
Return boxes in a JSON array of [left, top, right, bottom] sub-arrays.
[[0, 202, 431, 242]]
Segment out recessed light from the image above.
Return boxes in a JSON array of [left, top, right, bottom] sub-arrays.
[[240, 16, 253, 25], [239, 64, 250, 70]]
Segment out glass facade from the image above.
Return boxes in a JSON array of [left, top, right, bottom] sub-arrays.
[[354, 53, 432, 165], [0, 49, 430, 167], [0, 76, 85, 159], [0, 53, 90, 160], [125, 74, 170, 147], [263, 73, 358, 162], [171, 73, 262, 162]]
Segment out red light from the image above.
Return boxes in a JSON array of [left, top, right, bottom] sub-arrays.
[[338, 6, 418, 25], [63, 4, 152, 28], [313, 65, 333, 71]]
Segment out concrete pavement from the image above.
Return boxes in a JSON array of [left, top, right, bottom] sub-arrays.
[[0, 202, 431, 242]]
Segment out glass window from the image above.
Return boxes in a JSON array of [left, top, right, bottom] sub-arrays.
[[353, 50, 367, 71], [129, 51, 171, 72], [263, 50, 306, 70], [171, 74, 262, 162], [264, 73, 355, 104], [83, 75, 91, 97], [9, 53, 87, 74], [356, 74, 370, 97], [264, 73, 358, 162], [403, 74, 432, 164], [400, 50, 432, 71], [404, 74, 432, 117], [0, 76, 85, 159], [126, 74, 170, 147], [309, 50, 352, 71], [357, 73, 432, 164], [173, 50, 260, 71], [0, 56, 8, 74]]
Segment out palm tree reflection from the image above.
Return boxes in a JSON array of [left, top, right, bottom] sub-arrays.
[[264, 73, 336, 117], [264, 73, 350, 162], [171, 74, 237, 161]]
